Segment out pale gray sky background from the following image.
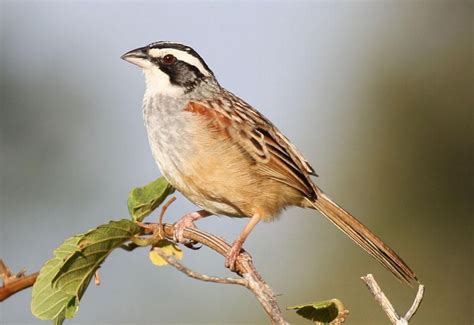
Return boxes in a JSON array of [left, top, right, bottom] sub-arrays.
[[1, 1, 472, 324]]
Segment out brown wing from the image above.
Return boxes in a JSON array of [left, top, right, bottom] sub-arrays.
[[186, 90, 317, 200]]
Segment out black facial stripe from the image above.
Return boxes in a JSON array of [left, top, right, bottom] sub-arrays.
[[155, 58, 206, 91], [147, 41, 214, 76]]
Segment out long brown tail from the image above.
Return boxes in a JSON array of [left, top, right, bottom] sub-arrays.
[[306, 187, 417, 285]]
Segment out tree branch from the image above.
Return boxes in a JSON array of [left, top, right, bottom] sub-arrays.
[[361, 274, 424, 325], [0, 260, 38, 302], [404, 282, 424, 321], [2, 223, 424, 325], [0, 222, 287, 324], [143, 223, 288, 324]]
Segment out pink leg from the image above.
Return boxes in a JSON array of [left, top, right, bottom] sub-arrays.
[[225, 213, 262, 271], [173, 210, 212, 243]]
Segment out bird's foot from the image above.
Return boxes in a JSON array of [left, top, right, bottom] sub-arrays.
[[173, 212, 202, 244], [225, 240, 244, 271]]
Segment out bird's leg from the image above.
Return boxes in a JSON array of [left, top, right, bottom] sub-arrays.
[[225, 213, 261, 271], [173, 210, 212, 243]]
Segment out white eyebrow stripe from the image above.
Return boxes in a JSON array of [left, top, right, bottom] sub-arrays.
[[148, 48, 211, 77]]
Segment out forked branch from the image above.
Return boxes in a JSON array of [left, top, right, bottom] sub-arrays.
[[361, 274, 424, 324], [143, 223, 288, 324]]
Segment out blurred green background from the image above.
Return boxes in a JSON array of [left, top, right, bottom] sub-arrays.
[[1, 1, 472, 324]]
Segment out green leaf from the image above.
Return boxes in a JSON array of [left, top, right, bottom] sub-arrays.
[[52, 219, 141, 296], [32, 179, 174, 323], [31, 236, 82, 322], [31, 220, 142, 323], [288, 299, 347, 324], [127, 177, 175, 222]]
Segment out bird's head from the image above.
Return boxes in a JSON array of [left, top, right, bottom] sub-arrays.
[[121, 41, 216, 96]]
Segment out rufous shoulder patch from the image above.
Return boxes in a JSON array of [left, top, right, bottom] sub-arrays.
[[184, 101, 232, 128]]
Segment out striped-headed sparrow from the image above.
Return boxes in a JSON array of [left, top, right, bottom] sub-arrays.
[[121, 41, 417, 284]]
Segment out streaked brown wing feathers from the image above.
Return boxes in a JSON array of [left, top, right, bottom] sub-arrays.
[[186, 93, 317, 199]]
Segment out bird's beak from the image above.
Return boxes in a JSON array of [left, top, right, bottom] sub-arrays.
[[121, 46, 152, 69]]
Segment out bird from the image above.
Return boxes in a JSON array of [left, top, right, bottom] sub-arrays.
[[121, 41, 417, 284]]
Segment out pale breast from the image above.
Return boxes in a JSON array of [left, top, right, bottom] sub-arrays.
[[143, 95, 303, 219], [143, 95, 242, 215], [143, 96, 196, 193]]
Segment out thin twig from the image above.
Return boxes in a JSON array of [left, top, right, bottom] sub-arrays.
[[361, 274, 424, 325], [153, 248, 248, 286], [361, 274, 399, 324], [152, 245, 289, 324], [404, 283, 424, 321], [0, 260, 39, 302], [157, 196, 176, 239], [0, 260, 12, 281]]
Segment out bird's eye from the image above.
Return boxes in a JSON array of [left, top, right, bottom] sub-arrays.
[[162, 54, 176, 65]]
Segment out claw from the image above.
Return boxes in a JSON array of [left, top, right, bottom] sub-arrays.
[[173, 210, 211, 243], [173, 217, 196, 243], [184, 242, 202, 250], [225, 240, 243, 271], [173, 210, 210, 244]]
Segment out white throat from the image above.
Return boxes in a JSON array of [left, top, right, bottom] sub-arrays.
[[143, 66, 185, 97]]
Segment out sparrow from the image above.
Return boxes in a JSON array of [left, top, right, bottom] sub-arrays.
[[121, 41, 417, 284]]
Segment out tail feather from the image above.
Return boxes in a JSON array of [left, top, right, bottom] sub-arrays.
[[307, 188, 417, 285]]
